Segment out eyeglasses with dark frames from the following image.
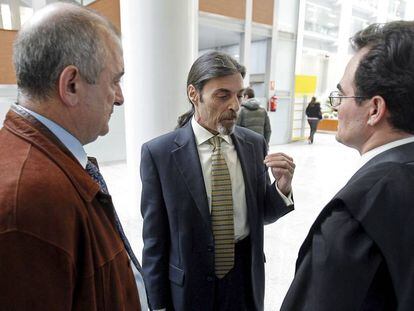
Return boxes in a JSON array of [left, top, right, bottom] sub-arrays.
[[328, 91, 368, 108]]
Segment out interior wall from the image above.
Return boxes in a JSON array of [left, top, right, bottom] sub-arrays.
[[253, 0, 274, 25], [199, 0, 246, 20], [0, 0, 120, 86], [199, 0, 274, 25], [85, 0, 124, 162], [0, 29, 17, 84], [88, 0, 121, 30], [0, 0, 125, 163]]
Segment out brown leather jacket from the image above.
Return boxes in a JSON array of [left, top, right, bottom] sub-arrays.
[[0, 105, 141, 310]]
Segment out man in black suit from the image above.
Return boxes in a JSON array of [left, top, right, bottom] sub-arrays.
[[140, 51, 295, 311], [281, 21, 414, 310]]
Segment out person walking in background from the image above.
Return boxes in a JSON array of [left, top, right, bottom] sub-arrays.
[[281, 21, 414, 310], [140, 51, 295, 311], [237, 87, 272, 146], [305, 96, 322, 144], [0, 3, 145, 310]]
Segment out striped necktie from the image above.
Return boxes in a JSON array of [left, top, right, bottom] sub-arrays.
[[209, 136, 235, 278], [85, 159, 143, 273]]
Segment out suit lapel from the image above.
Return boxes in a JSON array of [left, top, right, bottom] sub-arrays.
[[232, 128, 257, 221], [172, 123, 211, 226]]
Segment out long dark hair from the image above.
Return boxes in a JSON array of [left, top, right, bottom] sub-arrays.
[[176, 51, 246, 128]]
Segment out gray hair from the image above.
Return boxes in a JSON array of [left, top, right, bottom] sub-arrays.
[[13, 3, 121, 100]]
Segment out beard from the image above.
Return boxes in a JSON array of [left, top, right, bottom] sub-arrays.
[[217, 110, 238, 135], [217, 122, 235, 135]]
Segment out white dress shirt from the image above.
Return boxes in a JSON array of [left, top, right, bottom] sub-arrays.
[[192, 118, 249, 241], [20, 106, 149, 311], [191, 118, 292, 241]]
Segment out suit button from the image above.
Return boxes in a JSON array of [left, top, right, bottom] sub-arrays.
[[206, 275, 214, 282], [207, 245, 214, 252]]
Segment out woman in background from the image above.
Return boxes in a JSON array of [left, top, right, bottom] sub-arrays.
[[305, 97, 322, 144]]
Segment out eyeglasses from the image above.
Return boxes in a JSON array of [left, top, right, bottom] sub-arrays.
[[328, 91, 368, 108]]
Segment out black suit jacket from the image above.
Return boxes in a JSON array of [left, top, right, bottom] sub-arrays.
[[281, 142, 414, 311], [140, 123, 293, 311]]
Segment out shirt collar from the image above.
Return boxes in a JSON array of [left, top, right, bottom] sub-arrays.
[[359, 136, 414, 168], [20, 106, 88, 168], [191, 117, 232, 146]]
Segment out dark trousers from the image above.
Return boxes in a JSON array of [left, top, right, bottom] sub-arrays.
[[307, 119, 320, 143], [213, 237, 255, 311]]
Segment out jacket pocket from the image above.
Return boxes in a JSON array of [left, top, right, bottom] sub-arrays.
[[169, 263, 185, 287]]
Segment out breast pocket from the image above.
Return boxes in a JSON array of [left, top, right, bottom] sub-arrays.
[[169, 263, 185, 287]]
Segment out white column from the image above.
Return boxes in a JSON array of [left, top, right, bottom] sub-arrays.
[[294, 0, 306, 74], [190, 0, 199, 60], [337, 0, 352, 60], [404, 0, 414, 20], [32, 0, 47, 11], [267, 0, 301, 145], [0, 5, 3, 28], [267, 0, 281, 99], [240, 0, 252, 86], [8, 0, 21, 29], [324, 0, 352, 94], [119, 0, 197, 243], [376, 0, 389, 23]]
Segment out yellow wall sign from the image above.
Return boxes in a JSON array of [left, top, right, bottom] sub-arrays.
[[295, 75, 317, 95]]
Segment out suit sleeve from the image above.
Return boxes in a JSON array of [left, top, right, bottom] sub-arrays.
[[140, 143, 171, 310], [261, 138, 293, 224], [0, 231, 75, 310]]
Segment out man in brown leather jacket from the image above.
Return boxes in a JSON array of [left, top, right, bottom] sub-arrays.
[[0, 3, 143, 310]]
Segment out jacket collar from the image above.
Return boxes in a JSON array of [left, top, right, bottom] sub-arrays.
[[345, 141, 414, 187], [172, 123, 256, 226], [4, 105, 100, 201], [172, 122, 211, 225]]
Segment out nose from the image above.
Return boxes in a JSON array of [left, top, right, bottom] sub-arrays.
[[229, 95, 241, 111], [114, 84, 124, 106]]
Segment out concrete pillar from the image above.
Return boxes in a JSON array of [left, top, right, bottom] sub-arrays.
[[0, 5, 3, 28], [267, 0, 281, 99], [267, 0, 300, 144], [294, 0, 306, 74], [119, 0, 197, 234], [32, 0, 47, 11], [240, 0, 252, 86], [337, 0, 352, 57], [325, 0, 352, 94], [404, 0, 414, 20], [376, 0, 389, 23], [8, 0, 21, 30]]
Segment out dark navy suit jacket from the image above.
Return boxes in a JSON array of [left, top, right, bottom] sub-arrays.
[[140, 122, 293, 311], [282, 142, 414, 311]]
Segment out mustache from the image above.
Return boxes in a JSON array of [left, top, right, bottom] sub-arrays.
[[220, 110, 238, 120]]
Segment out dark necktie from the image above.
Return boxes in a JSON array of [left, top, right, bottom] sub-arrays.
[[85, 159, 143, 273]]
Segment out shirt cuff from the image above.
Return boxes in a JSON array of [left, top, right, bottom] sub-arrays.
[[275, 183, 293, 205]]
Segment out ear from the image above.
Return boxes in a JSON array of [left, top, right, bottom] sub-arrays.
[[367, 95, 387, 126], [58, 65, 82, 107], [187, 84, 200, 107]]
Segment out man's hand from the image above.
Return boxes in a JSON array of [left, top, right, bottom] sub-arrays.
[[264, 152, 295, 196]]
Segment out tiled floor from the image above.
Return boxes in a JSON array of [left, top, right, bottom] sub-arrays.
[[100, 132, 361, 310]]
